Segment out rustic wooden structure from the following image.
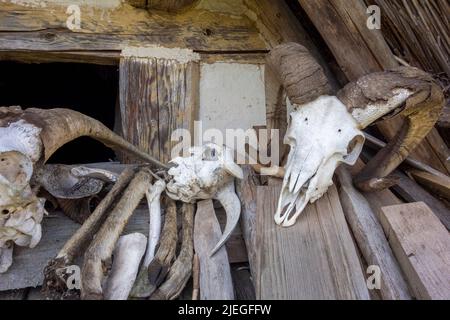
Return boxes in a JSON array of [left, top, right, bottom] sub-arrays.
[[0, 0, 449, 301]]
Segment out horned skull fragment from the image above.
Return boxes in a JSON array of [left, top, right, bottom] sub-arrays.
[[267, 43, 444, 226], [0, 106, 166, 273], [166, 142, 243, 255]]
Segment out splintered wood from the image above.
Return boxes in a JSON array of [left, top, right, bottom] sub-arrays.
[[381, 202, 450, 300], [256, 183, 369, 300], [119, 47, 199, 163]]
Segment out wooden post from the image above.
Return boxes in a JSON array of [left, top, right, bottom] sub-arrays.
[[119, 47, 199, 164]]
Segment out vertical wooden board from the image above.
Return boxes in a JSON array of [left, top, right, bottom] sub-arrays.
[[381, 202, 450, 300], [120, 56, 160, 162], [193, 200, 234, 300], [120, 53, 199, 164], [256, 184, 369, 300]]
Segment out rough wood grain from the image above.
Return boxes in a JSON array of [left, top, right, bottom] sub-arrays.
[[298, 0, 449, 175], [336, 166, 411, 300], [193, 200, 234, 300], [119, 54, 199, 163], [0, 2, 265, 52], [0, 208, 150, 292], [381, 202, 450, 300], [391, 170, 450, 230], [235, 166, 259, 280], [256, 184, 369, 299], [409, 169, 450, 201]]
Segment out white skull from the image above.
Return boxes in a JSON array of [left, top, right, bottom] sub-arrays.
[[275, 96, 364, 226], [166, 142, 242, 202], [166, 142, 243, 255], [0, 151, 47, 273]]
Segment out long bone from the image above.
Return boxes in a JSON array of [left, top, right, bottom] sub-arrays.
[[0, 106, 166, 272], [266, 43, 444, 226]]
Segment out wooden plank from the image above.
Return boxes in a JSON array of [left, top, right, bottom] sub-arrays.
[[193, 200, 234, 300], [0, 2, 265, 52], [298, 0, 450, 175], [236, 166, 259, 278], [0, 207, 150, 291], [336, 166, 412, 299], [119, 51, 199, 163], [256, 184, 369, 299], [392, 171, 450, 230], [381, 202, 450, 300], [409, 169, 450, 201]]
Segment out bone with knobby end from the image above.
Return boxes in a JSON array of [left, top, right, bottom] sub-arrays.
[[130, 196, 178, 298], [81, 168, 153, 300], [104, 233, 147, 300], [150, 203, 194, 300], [42, 168, 135, 298]]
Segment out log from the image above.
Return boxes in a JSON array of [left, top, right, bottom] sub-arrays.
[[298, 0, 450, 175], [194, 200, 234, 300], [381, 202, 450, 300], [336, 166, 411, 300], [0, 2, 265, 53], [256, 183, 369, 299], [119, 47, 199, 164]]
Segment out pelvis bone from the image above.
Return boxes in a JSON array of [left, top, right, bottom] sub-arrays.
[[276, 96, 364, 226], [166, 142, 243, 255], [267, 43, 444, 226]]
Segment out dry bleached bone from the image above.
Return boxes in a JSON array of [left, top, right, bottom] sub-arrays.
[[0, 106, 166, 273], [266, 43, 444, 226], [166, 142, 243, 255]]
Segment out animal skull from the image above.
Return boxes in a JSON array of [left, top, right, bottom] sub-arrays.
[[275, 96, 364, 226], [267, 42, 444, 226], [0, 106, 166, 273], [166, 142, 243, 255]]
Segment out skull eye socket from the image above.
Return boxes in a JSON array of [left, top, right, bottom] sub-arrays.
[[1, 209, 9, 215]]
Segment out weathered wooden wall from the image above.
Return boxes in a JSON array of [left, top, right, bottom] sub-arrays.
[[119, 50, 199, 163]]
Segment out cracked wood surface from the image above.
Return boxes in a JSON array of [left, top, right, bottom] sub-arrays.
[[256, 183, 369, 299]]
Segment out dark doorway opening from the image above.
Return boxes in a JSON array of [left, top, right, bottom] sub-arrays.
[[0, 61, 119, 164]]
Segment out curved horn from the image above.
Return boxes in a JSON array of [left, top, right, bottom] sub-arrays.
[[266, 42, 332, 105], [337, 67, 444, 191], [0, 107, 167, 169]]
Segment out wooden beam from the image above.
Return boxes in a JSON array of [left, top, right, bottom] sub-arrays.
[[119, 48, 199, 163], [193, 200, 234, 300], [381, 202, 450, 300], [256, 183, 369, 299], [336, 166, 411, 300], [409, 169, 450, 201], [0, 2, 265, 52], [297, 0, 450, 175], [391, 171, 450, 230]]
